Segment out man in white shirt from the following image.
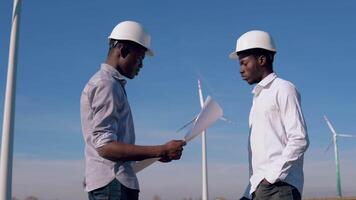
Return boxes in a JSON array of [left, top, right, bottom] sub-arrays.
[[229, 30, 309, 200], [81, 21, 186, 200]]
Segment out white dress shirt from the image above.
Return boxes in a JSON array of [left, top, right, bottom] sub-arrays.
[[243, 73, 309, 197], [80, 63, 139, 192]]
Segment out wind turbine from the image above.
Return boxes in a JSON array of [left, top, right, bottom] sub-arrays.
[[324, 115, 356, 198], [198, 79, 209, 200], [176, 80, 234, 200], [0, 0, 23, 199]]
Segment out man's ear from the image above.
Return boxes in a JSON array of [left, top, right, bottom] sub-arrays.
[[120, 46, 130, 58], [257, 55, 267, 66]]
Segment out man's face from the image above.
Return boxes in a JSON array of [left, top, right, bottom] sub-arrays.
[[121, 47, 146, 79], [238, 55, 263, 85]]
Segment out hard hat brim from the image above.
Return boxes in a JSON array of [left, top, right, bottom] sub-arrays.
[[146, 48, 154, 56], [229, 51, 239, 59], [229, 48, 276, 60]]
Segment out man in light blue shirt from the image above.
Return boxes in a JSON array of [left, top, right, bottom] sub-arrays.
[[81, 21, 186, 200], [229, 30, 309, 200]]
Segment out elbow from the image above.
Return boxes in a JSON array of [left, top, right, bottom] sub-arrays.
[[97, 145, 117, 162], [290, 134, 309, 154], [97, 146, 110, 159], [298, 135, 309, 153]]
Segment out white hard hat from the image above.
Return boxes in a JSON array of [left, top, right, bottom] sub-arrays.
[[229, 30, 276, 59], [108, 21, 154, 56]]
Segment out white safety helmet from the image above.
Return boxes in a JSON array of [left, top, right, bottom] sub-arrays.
[[108, 20, 154, 56], [229, 30, 276, 59]]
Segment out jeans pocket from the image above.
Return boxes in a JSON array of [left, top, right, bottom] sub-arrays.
[[278, 185, 293, 200], [89, 186, 109, 200], [108, 179, 122, 199]]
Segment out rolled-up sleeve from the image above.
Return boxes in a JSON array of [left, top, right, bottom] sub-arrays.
[[265, 84, 309, 183], [90, 80, 122, 148]]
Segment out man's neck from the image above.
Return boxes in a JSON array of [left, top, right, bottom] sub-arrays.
[[105, 58, 117, 69], [105, 59, 124, 75], [260, 69, 274, 81]]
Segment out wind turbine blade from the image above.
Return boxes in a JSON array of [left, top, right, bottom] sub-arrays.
[[324, 115, 337, 136], [337, 134, 356, 138], [220, 116, 236, 125], [176, 116, 197, 133], [177, 114, 234, 134], [324, 140, 334, 154]]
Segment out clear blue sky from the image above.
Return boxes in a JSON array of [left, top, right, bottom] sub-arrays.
[[1, 0, 356, 199]]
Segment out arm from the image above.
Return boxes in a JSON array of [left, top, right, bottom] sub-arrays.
[[97, 140, 185, 162], [241, 133, 253, 199], [90, 80, 185, 162], [241, 183, 252, 200], [264, 84, 309, 183]]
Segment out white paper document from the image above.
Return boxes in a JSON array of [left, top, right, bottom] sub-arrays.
[[132, 157, 160, 174], [184, 96, 223, 142], [133, 96, 223, 173]]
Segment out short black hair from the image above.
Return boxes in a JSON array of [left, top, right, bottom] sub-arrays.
[[108, 39, 147, 56], [238, 48, 275, 65], [109, 39, 146, 51]]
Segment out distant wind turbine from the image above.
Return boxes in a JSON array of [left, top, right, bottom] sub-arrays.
[[324, 115, 356, 198]]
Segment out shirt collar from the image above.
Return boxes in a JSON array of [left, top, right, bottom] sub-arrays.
[[252, 72, 277, 96], [101, 63, 127, 86]]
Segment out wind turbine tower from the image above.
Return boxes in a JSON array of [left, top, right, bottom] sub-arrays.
[[198, 80, 209, 200], [324, 115, 356, 198]]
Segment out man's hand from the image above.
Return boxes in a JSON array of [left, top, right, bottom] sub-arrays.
[[159, 140, 186, 163], [158, 157, 171, 163]]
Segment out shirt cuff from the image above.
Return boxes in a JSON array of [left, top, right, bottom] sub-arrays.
[[265, 168, 279, 184], [265, 169, 288, 184], [92, 132, 117, 148]]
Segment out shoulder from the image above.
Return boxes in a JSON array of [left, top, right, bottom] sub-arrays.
[[273, 78, 301, 102], [274, 78, 299, 94], [92, 70, 119, 88], [85, 71, 121, 97]]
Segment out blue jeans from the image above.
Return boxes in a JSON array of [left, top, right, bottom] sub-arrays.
[[88, 179, 139, 200]]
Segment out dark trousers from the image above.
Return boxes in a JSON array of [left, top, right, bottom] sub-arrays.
[[88, 179, 139, 200], [252, 181, 301, 200]]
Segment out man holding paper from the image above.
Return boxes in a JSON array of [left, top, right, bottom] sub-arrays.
[[229, 30, 309, 200], [80, 21, 185, 200]]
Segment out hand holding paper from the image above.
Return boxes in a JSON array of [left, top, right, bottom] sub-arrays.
[[159, 140, 186, 162], [131, 140, 185, 173], [133, 96, 223, 173]]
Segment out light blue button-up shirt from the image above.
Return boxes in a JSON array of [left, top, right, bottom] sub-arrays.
[[80, 63, 139, 192]]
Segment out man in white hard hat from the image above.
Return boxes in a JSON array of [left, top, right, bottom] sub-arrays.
[[229, 30, 309, 200], [80, 21, 186, 200]]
